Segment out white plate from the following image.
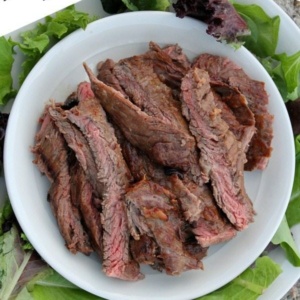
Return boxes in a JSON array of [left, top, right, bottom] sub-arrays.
[[3, 6, 295, 300]]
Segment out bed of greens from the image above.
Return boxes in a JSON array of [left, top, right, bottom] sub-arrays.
[[0, 1, 299, 299]]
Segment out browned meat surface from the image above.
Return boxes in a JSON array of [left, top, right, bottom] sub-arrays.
[[32, 42, 274, 281], [65, 82, 142, 281], [32, 111, 93, 255], [118, 135, 236, 247], [145, 42, 191, 94], [211, 81, 256, 153], [180, 68, 255, 230], [193, 53, 273, 170], [69, 162, 103, 257], [98, 49, 203, 185], [126, 179, 205, 275], [84, 63, 197, 173]]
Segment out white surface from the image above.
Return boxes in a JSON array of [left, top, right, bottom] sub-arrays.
[[0, 0, 81, 37], [3, 8, 295, 300]]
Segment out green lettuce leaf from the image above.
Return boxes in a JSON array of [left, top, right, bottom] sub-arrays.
[[121, 0, 170, 11], [0, 220, 34, 300], [233, 3, 280, 58], [234, 3, 300, 101], [15, 269, 104, 300], [6, 5, 96, 88], [195, 256, 282, 300], [272, 215, 300, 266], [260, 52, 300, 101], [0, 37, 17, 105], [286, 135, 300, 227]]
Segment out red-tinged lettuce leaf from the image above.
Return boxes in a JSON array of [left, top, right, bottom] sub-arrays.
[[15, 269, 105, 300], [195, 256, 282, 299], [0, 223, 34, 300], [172, 0, 250, 43]]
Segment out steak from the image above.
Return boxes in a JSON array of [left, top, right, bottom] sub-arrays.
[[69, 161, 103, 257], [126, 179, 204, 275], [119, 134, 236, 247], [48, 106, 101, 197], [145, 41, 191, 94], [63, 82, 142, 281], [32, 111, 93, 255], [84, 63, 197, 173], [211, 81, 256, 152], [98, 50, 203, 185], [180, 68, 255, 230], [193, 53, 273, 170]]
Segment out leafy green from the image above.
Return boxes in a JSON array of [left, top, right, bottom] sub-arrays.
[[15, 269, 104, 300], [9, 5, 96, 86], [0, 220, 34, 300], [272, 215, 300, 266], [260, 52, 300, 101], [286, 135, 300, 227], [233, 3, 280, 58], [195, 256, 282, 300], [233, 3, 300, 101], [0, 201, 102, 300], [0, 200, 13, 234], [0, 37, 17, 105], [121, 0, 170, 11]]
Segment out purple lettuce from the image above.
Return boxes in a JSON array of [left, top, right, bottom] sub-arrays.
[[173, 0, 250, 43]]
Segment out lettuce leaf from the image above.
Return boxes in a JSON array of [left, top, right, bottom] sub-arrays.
[[195, 256, 282, 300], [272, 215, 300, 266], [121, 0, 171, 11], [0, 207, 34, 300], [286, 135, 300, 227], [260, 52, 300, 101], [15, 269, 104, 300], [233, 3, 280, 58], [9, 5, 96, 86], [0, 37, 17, 105], [234, 3, 300, 101]]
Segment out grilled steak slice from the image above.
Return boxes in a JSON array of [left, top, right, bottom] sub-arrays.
[[145, 41, 191, 94], [69, 161, 103, 256], [180, 68, 254, 230], [184, 180, 236, 247], [100, 50, 202, 185], [61, 82, 142, 281], [126, 179, 204, 275], [130, 235, 163, 270], [119, 134, 236, 246], [193, 54, 273, 170], [48, 106, 102, 197], [211, 81, 256, 153], [84, 63, 197, 173], [32, 111, 92, 255]]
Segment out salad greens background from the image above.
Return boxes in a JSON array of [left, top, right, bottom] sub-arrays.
[[0, 1, 299, 299]]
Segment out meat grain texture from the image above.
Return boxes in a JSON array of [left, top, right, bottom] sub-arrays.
[[32, 42, 273, 281]]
